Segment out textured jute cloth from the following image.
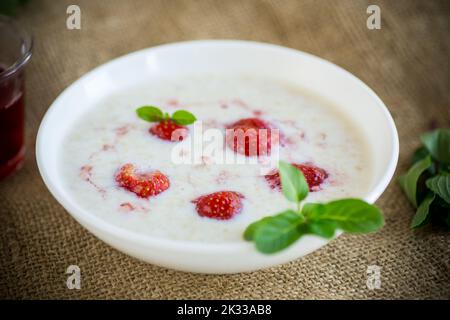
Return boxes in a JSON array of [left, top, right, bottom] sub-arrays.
[[0, 0, 449, 299]]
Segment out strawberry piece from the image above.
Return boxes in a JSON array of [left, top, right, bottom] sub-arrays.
[[265, 163, 328, 192], [192, 191, 244, 220], [115, 163, 170, 198], [149, 120, 188, 141], [226, 118, 277, 156]]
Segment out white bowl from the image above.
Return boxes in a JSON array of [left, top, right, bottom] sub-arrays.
[[36, 40, 399, 274]]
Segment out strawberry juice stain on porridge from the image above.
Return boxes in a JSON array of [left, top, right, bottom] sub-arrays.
[[59, 75, 373, 243]]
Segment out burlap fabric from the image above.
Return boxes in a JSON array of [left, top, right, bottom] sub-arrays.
[[0, 0, 449, 299]]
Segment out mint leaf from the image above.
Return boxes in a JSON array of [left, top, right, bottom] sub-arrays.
[[136, 106, 164, 122], [411, 146, 430, 165], [279, 161, 309, 203], [171, 110, 197, 125], [306, 199, 384, 233], [411, 192, 435, 228], [243, 216, 272, 241], [410, 146, 436, 180], [252, 210, 305, 254], [307, 220, 337, 238], [399, 156, 432, 207], [302, 203, 325, 216], [302, 203, 334, 237], [426, 174, 450, 204], [421, 129, 450, 164]]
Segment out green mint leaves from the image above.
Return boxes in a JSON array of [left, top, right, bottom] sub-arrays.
[[420, 129, 450, 165], [399, 128, 450, 228], [247, 210, 306, 254], [244, 161, 384, 254], [306, 199, 384, 233], [411, 192, 435, 228], [279, 161, 309, 203], [399, 156, 433, 207], [171, 110, 197, 125], [136, 106, 164, 122], [136, 106, 197, 125], [426, 174, 450, 204]]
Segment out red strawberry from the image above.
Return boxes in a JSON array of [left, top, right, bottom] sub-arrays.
[[149, 120, 188, 141], [192, 191, 244, 220], [226, 118, 278, 156], [115, 163, 170, 198], [265, 163, 328, 192]]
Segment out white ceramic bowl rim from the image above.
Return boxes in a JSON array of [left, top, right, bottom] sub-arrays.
[[36, 40, 399, 254]]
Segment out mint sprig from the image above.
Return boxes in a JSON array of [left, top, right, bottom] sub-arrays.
[[244, 161, 384, 254], [136, 106, 197, 125], [399, 128, 450, 228]]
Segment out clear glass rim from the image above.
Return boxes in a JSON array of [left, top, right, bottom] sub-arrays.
[[0, 14, 33, 80]]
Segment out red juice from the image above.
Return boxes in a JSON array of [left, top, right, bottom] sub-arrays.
[[0, 66, 26, 179], [0, 16, 32, 180]]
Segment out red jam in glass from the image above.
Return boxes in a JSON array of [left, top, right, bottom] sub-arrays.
[[0, 66, 26, 180]]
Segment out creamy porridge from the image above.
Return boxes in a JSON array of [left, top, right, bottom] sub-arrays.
[[59, 75, 373, 243]]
